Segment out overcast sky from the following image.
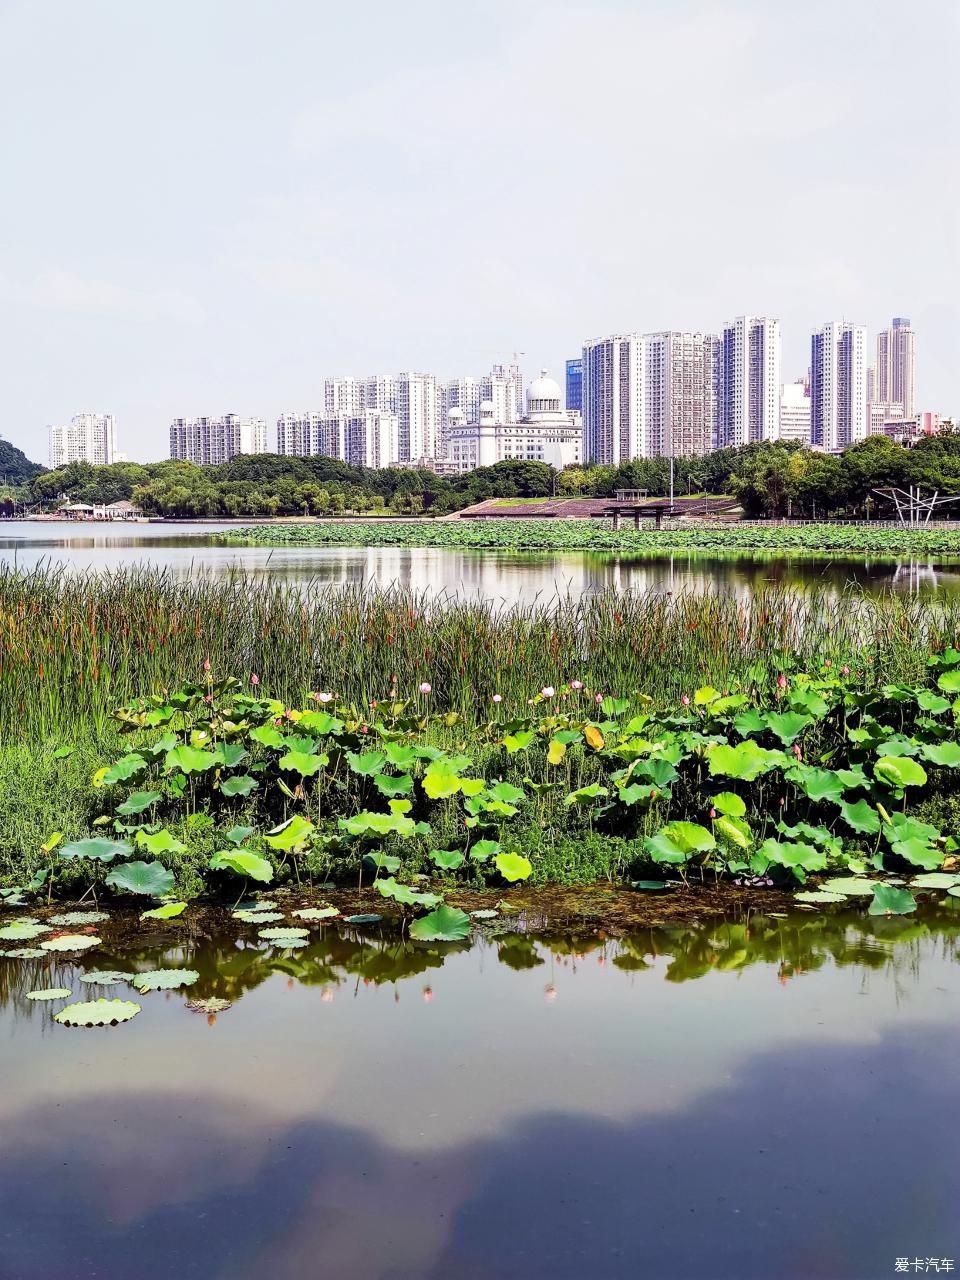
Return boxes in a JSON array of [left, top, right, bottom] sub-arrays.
[[0, 0, 957, 463]]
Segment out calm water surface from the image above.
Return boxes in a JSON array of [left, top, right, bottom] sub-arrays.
[[1, 900, 958, 1279], [0, 520, 958, 602]]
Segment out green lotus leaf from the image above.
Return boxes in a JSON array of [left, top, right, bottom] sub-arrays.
[[469, 839, 501, 863], [820, 876, 879, 896], [486, 782, 525, 805], [78, 970, 135, 985], [645, 821, 716, 865], [54, 998, 141, 1026], [362, 851, 401, 873], [209, 850, 274, 883], [785, 765, 845, 804], [135, 828, 187, 856], [917, 690, 952, 714], [279, 750, 327, 778], [338, 811, 415, 838], [220, 775, 259, 798], [763, 711, 812, 745], [374, 773, 414, 798], [936, 670, 960, 693], [258, 927, 310, 941], [710, 792, 746, 818], [116, 791, 163, 816], [409, 905, 472, 942], [343, 914, 383, 925], [494, 852, 532, 882], [868, 885, 918, 915], [165, 744, 217, 775], [470, 909, 499, 918], [564, 783, 609, 806], [233, 909, 284, 923], [293, 907, 340, 921], [838, 798, 881, 835], [212, 743, 249, 769], [26, 987, 73, 1001], [793, 890, 847, 904], [106, 860, 175, 897], [133, 968, 200, 992], [920, 741, 960, 768], [714, 815, 753, 849], [875, 756, 928, 789], [346, 750, 388, 777], [49, 911, 109, 925], [140, 901, 187, 920], [911, 872, 960, 889], [59, 838, 133, 863], [0, 922, 50, 940], [430, 849, 465, 871], [41, 934, 102, 952], [225, 825, 256, 846], [297, 710, 344, 736], [102, 753, 148, 785], [758, 839, 826, 871], [185, 997, 232, 1014], [632, 880, 672, 891], [503, 731, 535, 754], [2, 947, 47, 958], [374, 877, 442, 908], [707, 741, 784, 781], [422, 771, 462, 800], [264, 815, 315, 851], [890, 838, 942, 869]]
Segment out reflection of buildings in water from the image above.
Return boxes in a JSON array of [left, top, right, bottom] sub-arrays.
[[890, 559, 938, 594]]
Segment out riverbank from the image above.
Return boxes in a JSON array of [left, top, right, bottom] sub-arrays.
[[226, 518, 960, 556]]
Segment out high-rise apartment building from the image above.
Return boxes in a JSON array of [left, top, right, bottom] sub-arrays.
[[362, 375, 398, 414], [397, 372, 441, 462], [643, 332, 718, 457], [277, 413, 326, 457], [582, 334, 645, 464], [49, 413, 117, 468], [810, 322, 868, 451], [778, 381, 812, 444], [717, 316, 781, 448], [324, 377, 365, 417], [443, 377, 481, 426], [565, 358, 583, 412], [479, 363, 523, 427], [874, 317, 916, 419], [345, 410, 399, 469], [169, 415, 267, 465]]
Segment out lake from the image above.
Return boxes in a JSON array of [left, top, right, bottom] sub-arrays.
[[0, 897, 956, 1279], [0, 520, 957, 602]]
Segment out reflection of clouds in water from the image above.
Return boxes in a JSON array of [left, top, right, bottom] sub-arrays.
[[1, 1023, 958, 1279], [0, 520, 953, 604]]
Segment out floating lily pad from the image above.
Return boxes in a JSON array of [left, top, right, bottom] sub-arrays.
[[343, 914, 382, 925], [78, 970, 135, 986], [912, 873, 960, 889], [820, 877, 878, 896], [140, 902, 187, 920], [49, 911, 109, 925], [293, 907, 340, 921], [869, 885, 918, 915], [185, 997, 232, 1015], [26, 988, 73, 1001], [133, 969, 199, 992], [794, 890, 847, 904], [409, 905, 472, 943], [0, 922, 50, 941], [234, 910, 285, 924], [54, 999, 140, 1027], [3, 947, 48, 959], [632, 880, 672, 892], [470, 909, 499, 919], [258, 927, 310, 943], [41, 934, 102, 952]]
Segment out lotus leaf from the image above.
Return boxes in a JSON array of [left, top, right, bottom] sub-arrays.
[[564, 783, 609, 806], [486, 782, 525, 805], [220, 775, 259, 798], [134, 969, 200, 992], [233, 909, 284, 923], [102, 754, 148, 785], [0, 922, 50, 940], [225, 825, 256, 846], [763, 711, 811, 744], [469, 839, 500, 863], [27, 986, 73, 1001], [820, 876, 879, 896], [41, 934, 102, 952], [645, 821, 715, 865], [59, 838, 133, 863], [279, 750, 327, 778], [714, 815, 753, 849], [875, 756, 928, 789], [346, 751, 388, 777], [503, 731, 534, 753], [868, 885, 918, 915], [258, 927, 310, 941], [49, 911, 109, 926], [937, 670, 960, 693], [343, 914, 383, 925], [707, 741, 784, 781], [362, 852, 401, 873], [135, 828, 187, 856], [3, 947, 47, 958], [793, 891, 847, 904], [54, 999, 141, 1026], [165, 745, 216, 775], [185, 997, 232, 1014], [116, 791, 162, 816], [212, 743, 249, 768], [920, 742, 960, 768], [106, 861, 175, 897], [293, 907, 340, 921], [470, 909, 499, 918], [430, 849, 465, 871], [494, 852, 532, 882], [409, 905, 472, 942], [78, 971, 135, 985], [375, 878, 442, 908], [210, 850, 274, 882], [422, 771, 462, 799], [890, 838, 942, 869], [785, 766, 846, 804], [912, 873, 960, 889], [374, 773, 414, 797], [140, 901, 187, 920], [710, 792, 746, 818], [838, 798, 881, 835]]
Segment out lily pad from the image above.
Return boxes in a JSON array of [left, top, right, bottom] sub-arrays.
[[3, 947, 47, 959], [233, 909, 285, 924], [292, 907, 340, 921], [258, 927, 310, 942], [41, 934, 102, 952], [470, 909, 499, 919], [78, 970, 136, 985], [54, 998, 141, 1026], [59, 838, 133, 863], [494, 852, 533, 882], [911, 873, 960, 890], [133, 969, 200, 992], [26, 987, 73, 1001], [49, 911, 109, 926], [409, 905, 472, 943], [0, 922, 50, 941], [632, 880, 672, 891], [140, 902, 188, 920], [105, 861, 175, 897], [210, 850, 274, 883], [343, 913, 383, 925], [794, 891, 847, 904], [185, 997, 232, 1015], [868, 885, 918, 915], [820, 877, 878, 896]]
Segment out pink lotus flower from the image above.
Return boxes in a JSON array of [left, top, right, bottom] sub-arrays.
[[824, 658, 832, 667], [595, 693, 603, 705], [709, 807, 716, 819], [250, 673, 260, 687], [776, 674, 787, 689], [792, 743, 802, 759], [492, 693, 502, 704], [681, 694, 691, 706], [360, 724, 369, 734], [202, 658, 211, 672], [841, 664, 850, 675], [316, 691, 334, 704], [541, 685, 555, 698], [569, 680, 584, 690], [419, 682, 431, 694]]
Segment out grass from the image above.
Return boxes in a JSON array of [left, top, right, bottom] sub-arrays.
[[0, 562, 956, 741], [227, 519, 960, 556]]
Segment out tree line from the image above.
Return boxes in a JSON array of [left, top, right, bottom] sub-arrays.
[[6, 430, 960, 520]]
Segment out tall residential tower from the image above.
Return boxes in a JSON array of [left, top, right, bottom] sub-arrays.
[[810, 322, 868, 451], [716, 316, 781, 448]]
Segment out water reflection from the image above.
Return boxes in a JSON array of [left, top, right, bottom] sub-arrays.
[[1, 520, 959, 602], [0, 903, 958, 1278]]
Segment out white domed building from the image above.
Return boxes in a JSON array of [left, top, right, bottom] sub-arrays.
[[448, 370, 583, 473]]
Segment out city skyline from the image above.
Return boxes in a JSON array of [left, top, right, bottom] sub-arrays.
[[0, 0, 955, 463]]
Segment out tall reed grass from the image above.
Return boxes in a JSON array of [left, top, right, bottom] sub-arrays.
[[0, 563, 955, 737]]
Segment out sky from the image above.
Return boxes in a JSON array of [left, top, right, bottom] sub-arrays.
[[0, 0, 957, 464]]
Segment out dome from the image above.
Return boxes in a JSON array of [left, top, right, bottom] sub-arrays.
[[447, 407, 465, 422], [527, 370, 562, 403], [479, 398, 495, 413]]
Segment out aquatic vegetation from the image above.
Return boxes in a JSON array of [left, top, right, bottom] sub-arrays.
[[26, 988, 72, 1001], [54, 999, 140, 1027], [133, 969, 199, 992], [230, 518, 960, 558]]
